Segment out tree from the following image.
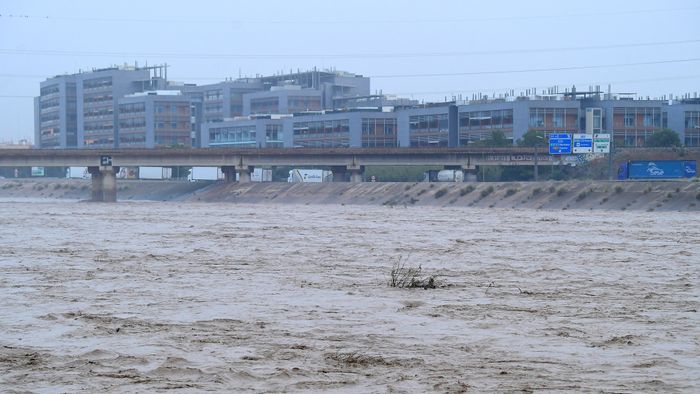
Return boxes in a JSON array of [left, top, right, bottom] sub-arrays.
[[646, 129, 681, 147], [472, 130, 512, 147], [486, 130, 511, 147], [517, 129, 546, 147]]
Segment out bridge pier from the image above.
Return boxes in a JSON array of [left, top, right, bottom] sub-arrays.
[[348, 165, 364, 183], [331, 165, 364, 182], [87, 166, 119, 202], [464, 169, 478, 182], [221, 166, 236, 183], [102, 169, 117, 203], [88, 167, 103, 201], [331, 166, 347, 182], [237, 166, 253, 183]]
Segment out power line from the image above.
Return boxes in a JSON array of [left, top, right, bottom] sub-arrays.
[[0, 39, 699, 60], [0, 58, 700, 81], [1, 57, 698, 81], [1, 6, 698, 24], [369, 58, 700, 79]]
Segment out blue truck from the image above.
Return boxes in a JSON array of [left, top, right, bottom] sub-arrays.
[[618, 160, 697, 180]]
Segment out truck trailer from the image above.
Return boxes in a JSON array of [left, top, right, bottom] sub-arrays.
[[188, 167, 223, 181], [66, 167, 89, 179], [138, 167, 173, 180], [618, 160, 696, 180], [423, 169, 464, 182], [287, 169, 333, 182]]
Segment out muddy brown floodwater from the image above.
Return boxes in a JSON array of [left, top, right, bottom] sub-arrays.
[[0, 200, 698, 392]]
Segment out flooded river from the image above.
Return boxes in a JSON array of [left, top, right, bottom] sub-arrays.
[[1, 201, 698, 392]]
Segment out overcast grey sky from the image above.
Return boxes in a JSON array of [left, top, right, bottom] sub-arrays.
[[1, 0, 699, 143]]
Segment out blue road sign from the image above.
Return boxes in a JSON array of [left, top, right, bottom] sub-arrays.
[[549, 133, 572, 155], [573, 134, 593, 153]]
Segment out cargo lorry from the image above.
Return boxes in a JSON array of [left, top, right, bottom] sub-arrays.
[[66, 167, 89, 179], [138, 167, 173, 180], [423, 169, 464, 182], [618, 160, 696, 180], [188, 167, 223, 181], [287, 169, 333, 182]]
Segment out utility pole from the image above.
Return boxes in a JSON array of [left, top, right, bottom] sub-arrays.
[[533, 144, 539, 181], [608, 135, 614, 180], [534, 134, 543, 181]]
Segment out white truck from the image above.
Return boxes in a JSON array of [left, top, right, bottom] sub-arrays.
[[188, 167, 272, 182], [424, 169, 464, 182], [287, 169, 333, 183], [189, 167, 223, 181], [138, 167, 172, 180], [249, 168, 272, 182], [66, 167, 89, 179]]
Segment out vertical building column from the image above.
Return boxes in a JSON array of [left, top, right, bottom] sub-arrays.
[[221, 166, 236, 183], [102, 168, 117, 203], [88, 166, 103, 202]]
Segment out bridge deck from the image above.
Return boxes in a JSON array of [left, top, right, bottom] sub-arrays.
[[0, 147, 556, 168]]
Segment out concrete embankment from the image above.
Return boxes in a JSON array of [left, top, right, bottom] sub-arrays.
[[0, 178, 211, 202], [1, 178, 699, 211], [186, 180, 700, 212]]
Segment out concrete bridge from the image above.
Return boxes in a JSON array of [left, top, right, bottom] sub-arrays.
[[0, 147, 556, 202]]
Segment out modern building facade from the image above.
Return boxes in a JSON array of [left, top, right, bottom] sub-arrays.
[[664, 98, 700, 147], [35, 74, 78, 149], [117, 91, 192, 148], [35, 65, 700, 149], [35, 65, 167, 149]]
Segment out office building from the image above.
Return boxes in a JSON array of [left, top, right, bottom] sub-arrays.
[[35, 64, 167, 148], [36, 65, 700, 149], [117, 91, 192, 148]]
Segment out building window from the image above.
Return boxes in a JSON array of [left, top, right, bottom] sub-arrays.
[[204, 90, 223, 101], [529, 111, 545, 128], [209, 125, 257, 147], [409, 113, 448, 147], [362, 118, 397, 147], [250, 97, 280, 114], [292, 119, 350, 147], [265, 124, 284, 147], [459, 109, 514, 145], [686, 111, 700, 129], [288, 96, 322, 113], [624, 113, 635, 127], [552, 109, 564, 127]]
